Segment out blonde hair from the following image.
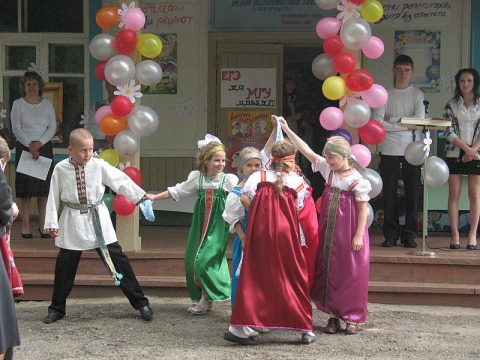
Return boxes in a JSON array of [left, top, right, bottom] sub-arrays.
[[270, 140, 296, 196], [236, 146, 262, 177], [0, 137, 10, 162], [196, 141, 225, 174], [69, 128, 93, 147], [323, 135, 351, 157]]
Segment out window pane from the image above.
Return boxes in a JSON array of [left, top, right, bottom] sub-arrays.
[[5, 46, 36, 71], [49, 44, 84, 74], [25, 0, 83, 33], [2, 76, 22, 133], [0, 1, 18, 32]]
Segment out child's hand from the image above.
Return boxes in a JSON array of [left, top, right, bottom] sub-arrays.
[[277, 117, 289, 131], [351, 235, 363, 251], [49, 229, 59, 238], [144, 193, 155, 201], [271, 115, 278, 128], [12, 202, 19, 220]]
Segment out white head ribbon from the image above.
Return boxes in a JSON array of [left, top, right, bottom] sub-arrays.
[[197, 133, 222, 149], [275, 116, 285, 142]]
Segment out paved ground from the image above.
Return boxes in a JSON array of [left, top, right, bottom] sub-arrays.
[[11, 297, 480, 359]]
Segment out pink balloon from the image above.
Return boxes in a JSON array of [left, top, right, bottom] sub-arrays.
[[362, 36, 384, 59], [319, 107, 344, 131], [360, 84, 388, 108], [315, 17, 342, 39], [124, 8, 146, 31], [351, 144, 371, 168], [95, 105, 113, 124]]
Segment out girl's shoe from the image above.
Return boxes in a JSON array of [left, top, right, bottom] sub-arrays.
[[187, 302, 212, 315], [345, 323, 358, 334], [324, 318, 340, 334], [243, 326, 259, 337], [466, 244, 477, 250]]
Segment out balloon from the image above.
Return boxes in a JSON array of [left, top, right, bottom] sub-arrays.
[[359, 84, 388, 108], [96, 6, 119, 29], [312, 54, 336, 81], [102, 193, 115, 213], [358, 119, 386, 145], [360, 0, 384, 23], [366, 202, 374, 227], [315, 17, 342, 39], [314, 0, 341, 10], [98, 149, 120, 167], [333, 52, 356, 74], [115, 29, 137, 55], [137, 34, 163, 59], [124, 7, 146, 31], [100, 114, 126, 136], [331, 128, 352, 145], [136, 60, 163, 87], [113, 194, 136, 216], [127, 106, 159, 137], [323, 35, 344, 56], [319, 107, 344, 131], [350, 0, 366, 4], [362, 168, 383, 198], [344, 99, 371, 128], [404, 141, 425, 166], [95, 105, 112, 124], [123, 166, 142, 186], [340, 17, 372, 50], [322, 76, 346, 100], [345, 69, 374, 92], [351, 143, 371, 167], [89, 34, 117, 61], [111, 96, 133, 117], [114, 130, 140, 157], [94, 61, 107, 81], [104, 55, 136, 86], [362, 36, 384, 59], [425, 156, 449, 187], [315, 196, 322, 214]]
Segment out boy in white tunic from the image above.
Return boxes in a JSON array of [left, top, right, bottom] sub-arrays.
[[43, 128, 155, 324]]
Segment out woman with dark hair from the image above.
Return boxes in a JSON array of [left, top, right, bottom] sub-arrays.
[[444, 68, 480, 250], [11, 71, 56, 238]]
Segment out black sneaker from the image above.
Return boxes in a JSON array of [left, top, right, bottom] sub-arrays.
[[381, 238, 397, 247], [403, 239, 417, 248]]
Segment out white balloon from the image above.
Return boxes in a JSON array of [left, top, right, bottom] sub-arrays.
[[363, 168, 383, 199], [366, 202, 374, 227], [344, 99, 371, 128], [404, 141, 425, 166], [89, 34, 117, 61], [105, 55, 136, 87], [113, 130, 140, 157], [136, 60, 163, 87], [315, 0, 341, 10], [312, 53, 336, 81], [425, 156, 449, 187], [127, 106, 159, 137], [340, 18, 372, 50]]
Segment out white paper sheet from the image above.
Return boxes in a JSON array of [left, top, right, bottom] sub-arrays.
[[16, 151, 52, 181]]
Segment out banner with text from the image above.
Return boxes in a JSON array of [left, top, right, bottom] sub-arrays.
[[376, 0, 451, 26], [142, 3, 195, 31]]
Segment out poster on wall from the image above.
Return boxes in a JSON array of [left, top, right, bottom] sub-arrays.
[[221, 68, 277, 108], [394, 30, 441, 93], [226, 111, 272, 173], [141, 34, 178, 94]]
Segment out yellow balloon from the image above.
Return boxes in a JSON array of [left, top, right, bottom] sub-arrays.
[[322, 76, 346, 101], [98, 149, 120, 167], [360, 0, 384, 23], [136, 34, 163, 59]]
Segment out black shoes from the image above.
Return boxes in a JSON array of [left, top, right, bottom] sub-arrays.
[[39, 228, 51, 238], [224, 331, 258, 345], [449, 243, 460, 249], [403, 239, 417, 248], [466, 244, 477, 250], [44, 312, 63, 324], [139, 305, 153, 321], [381, 238, 397, 247]]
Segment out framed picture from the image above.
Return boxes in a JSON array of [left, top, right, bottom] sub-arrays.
[[43, 82, 63, 143]]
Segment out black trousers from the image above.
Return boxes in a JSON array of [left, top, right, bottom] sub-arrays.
[[380, 154, 421, 241], [48, 242, 149, 316]]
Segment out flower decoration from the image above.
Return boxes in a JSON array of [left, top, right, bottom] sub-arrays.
[[176, 98, 195, 119], [79, 110, 89, 125], [118, 161, 131, 171], [336, 0, 360, 23], [28, 61, 46, 76], [441, 72, 456, 93], [423, 130, 432, 158], [0, 108, 6, 119], [114, 80, 142, 103], [339, 89, 361, 107], [118, 2, 136, 28]]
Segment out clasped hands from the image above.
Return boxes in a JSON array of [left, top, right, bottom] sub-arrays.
[[462, 147, 479, 162], [28, 140, 42, 160]]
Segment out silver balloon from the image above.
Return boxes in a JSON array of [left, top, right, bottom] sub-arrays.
[[340, 18, 372, 50], [89, 34, 117, 61], [404, 141, 425, 166], [312, 53, 336, 81], [343, 99, 370, 128], [104, 55, 136, 87], [425, 156, 449, 187], [135, 60, 163, 87], [315, 0, 341, 10], [127, 106, 159, 137], [363, 168, 383, 199], [366, 202, 374, 227], [113, 130, 140, 157]]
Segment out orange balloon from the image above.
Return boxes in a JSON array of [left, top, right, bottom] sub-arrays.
[[96, 6, 120, 29], [100, 114, 126, 136], [315, 196, 322, 214]]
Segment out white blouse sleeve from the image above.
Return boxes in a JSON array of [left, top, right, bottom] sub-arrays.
[[243, 171, 262, 199], [222, 190, 245, 233], [224, 173, 239, 192], [354, 177, 372, 202], [167, 171, 200, 201], [312, 154, 330, 181]]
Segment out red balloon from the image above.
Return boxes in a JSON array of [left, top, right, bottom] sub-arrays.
[[345, 69, 374, 92], [315, 196, 322, 214], [333, 52, 356, 74], [350, 0, 366, 4], [323, 35, 344, 56], [123, 166, 142, 186], [115, 29, 137, 55], [94, 61, 107, 81], [100, 114, 126, 136], [358, 119, 386, 145], [113, 195, 136, 216], [111, 96, 133, 117]]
